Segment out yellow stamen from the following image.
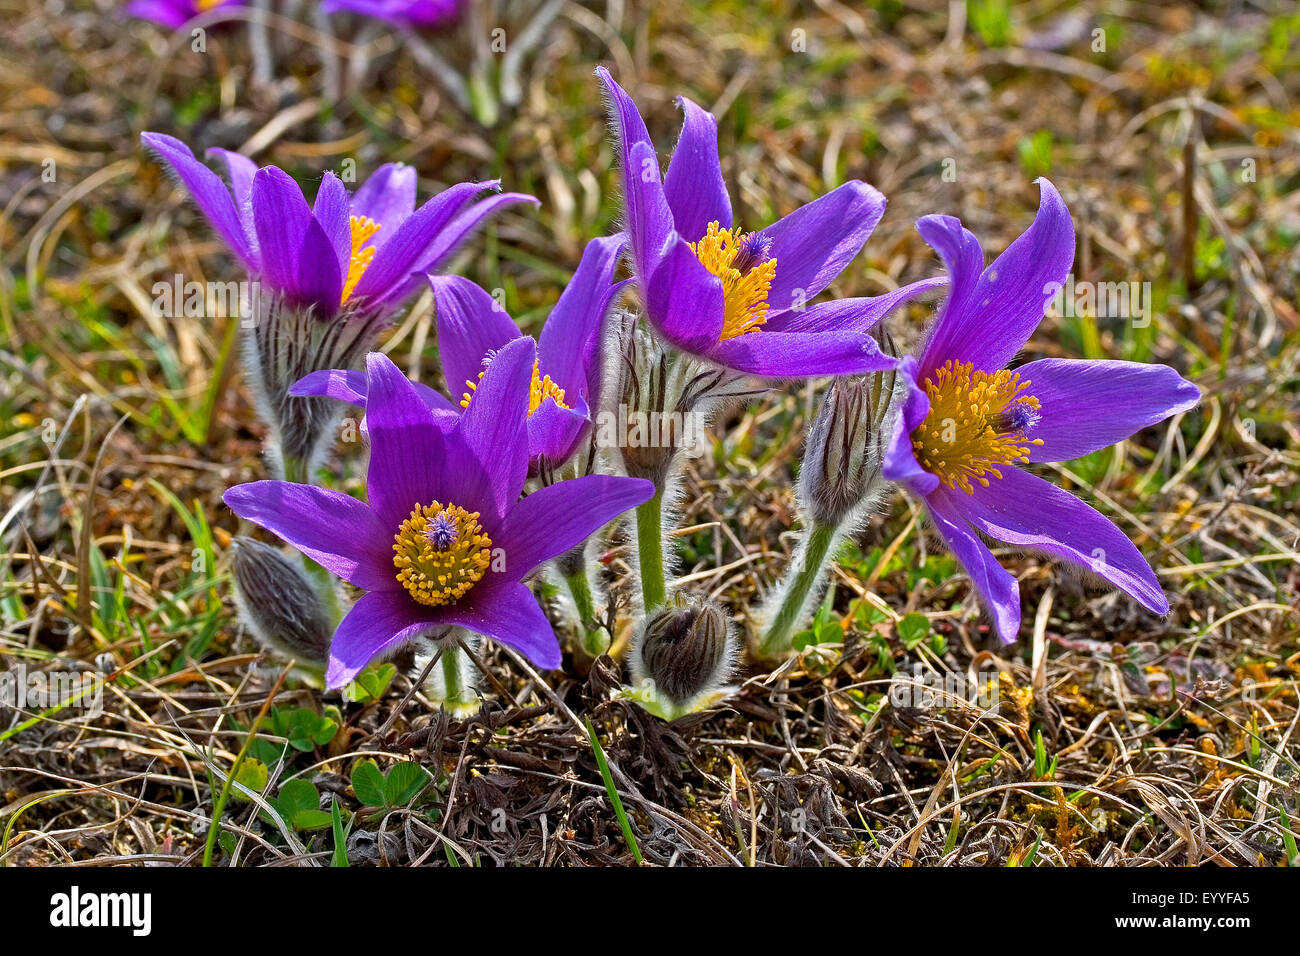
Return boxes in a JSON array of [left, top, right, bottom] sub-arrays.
[[341, 215, 381, 304], [911, 360, 1044, 495], [460, 359, 570, 416], [196, 0, 229, 9], [393, 502, 491, 607], [688, 221, 777, 341]]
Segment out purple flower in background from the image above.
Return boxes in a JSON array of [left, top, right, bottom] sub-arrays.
[[596, 67, 943, 379], [141, 131, 536, 477], [322, 0, 466, 30], [294, 235, 628, 473], [225, 341, 655, 688], [882, 179, 1201, 643], [141, 132, 535, 320], [127, 0, 241, 29]]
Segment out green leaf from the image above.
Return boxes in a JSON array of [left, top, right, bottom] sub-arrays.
[[351, 760, 387, 807], [291, 809, 334, 831], [384, 762, 429, 807], [230, 758, 268, 802], [273, 779, 321, 825], [897, 612, 930, 649], [331, 797, 351, 867], [346, 663, 397, 703]]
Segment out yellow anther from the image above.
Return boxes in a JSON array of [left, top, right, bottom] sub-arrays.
[[460, 359, 569, 416], [911, 360, 1044, 494], [688, 221, 777, 341], [392, 502, 491, 607], [341, 215, 382, 304]]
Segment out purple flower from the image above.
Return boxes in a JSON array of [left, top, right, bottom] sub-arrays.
[[126, 0, 241, 29], [293, 234, 629, 473], [882, 179, 1201, 643], [141, 132, 536, 320], [596, 68, 943, 379], [224, 340, 655, 688], [322, 0, 466, 30]]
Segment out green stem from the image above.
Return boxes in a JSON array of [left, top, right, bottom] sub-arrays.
[[441, 645, 467, 705], [635, 489, 667, 612], [758, 521, 838, 658], [564, 567, 608, 657]]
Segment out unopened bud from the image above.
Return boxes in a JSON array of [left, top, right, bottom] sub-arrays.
[[231, 537, 331, 668], [798, 366, 894, 527], [627, 598, 737, 719]]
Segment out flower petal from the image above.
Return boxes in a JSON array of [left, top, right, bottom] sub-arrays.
[[439, 579, 562, 670], [457, 336, 535, 515], [349, 179, 495, 306], [708, 329, 895, 378], [206, 146, 258, 255], [947, 465, 1169, 615], [1019, 359, 1201, 462], [290, 368, 456, 414], [252, 166, 342, 308], [429, 274, 522, 405], [325, 590, 437, 689], [350, 162, 417, 253], [664, 96, 732, 241], [223, 481, 395, 592], [526, 398, 590, 469], [496, 474, 655, 578], [142, 132, 254, 268], [882, 355, 940, 496], [765, 275, 947, 334], [416, 192, 539, 278], [645, 233, 724, 353], [362, 352, 448, 530], [596, 66, 654, 186], [920, 179, 1074, 375], [760, 181, 886, 314], [926, 489, 1022, 643], [538, 234, 628, 401], [622, 140, 676, 281], [312, 171, 352, 278]]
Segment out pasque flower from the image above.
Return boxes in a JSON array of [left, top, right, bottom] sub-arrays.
[[596, 67, 942, 379], [142, 132, 535, 477], [224, 340, 655, 688], [882, 179, 1201, 642], [293, 235, 629, 473], [322, 0, 466, 30], [127, 0, 240, 29]]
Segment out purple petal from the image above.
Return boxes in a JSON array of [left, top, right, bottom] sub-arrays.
[[142, 132, 254, 268], [645, 234, 724, 353], [362, 352, 447, 530], [325, 590, 437, 689], [919, 179, 1075, 375], [881, 355, 940, 496], [926, 489, 1022, 642], [457, 336, 535, 515], [759, 181, 886, 314], [206, 146, 258, 256], [127, 0, 192, 28], [526, 398, 590, 469], [596, 66, 654, 189], [623, 140, 676, 282], [765, 275, 947, 334], [252, 166, 342, 308], [496, 475, 655, 579], [350, 162, 417, 253], [416, 192, 540, 279], [312, 171, 352, 279], [538, 234, 627, 401], [438, 579, 561, 670], [349, 179, 494, 307], [664, 96, 732, 241], [223, 481, 395, 592], [708, 329, 895, 378], [946, 466, 1169, 615], [429, 275, 522, 405], [290, 368, 456, 414], [1018, 359, 1201, 462]]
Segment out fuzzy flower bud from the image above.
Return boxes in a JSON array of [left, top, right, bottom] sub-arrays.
[[231, 537, 331, 669], [798, 362, 896, 528], [625, 597, 737, 720]]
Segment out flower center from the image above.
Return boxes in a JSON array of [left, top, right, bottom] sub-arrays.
[[689, 222, 777, 341], [392, 502, 492, 607], [460, 359, 570, 416], [911, 360, 1044, 494], [341, 215, 381, 304]]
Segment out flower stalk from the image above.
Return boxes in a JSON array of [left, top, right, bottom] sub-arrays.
[[756, 521, 838, 658], [634, 489, 667, 613]]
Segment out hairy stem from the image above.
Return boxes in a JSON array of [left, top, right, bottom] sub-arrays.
[[635, 488, 667, 612], [758, 521, 838, 657], [564, 566, 608, 657]]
